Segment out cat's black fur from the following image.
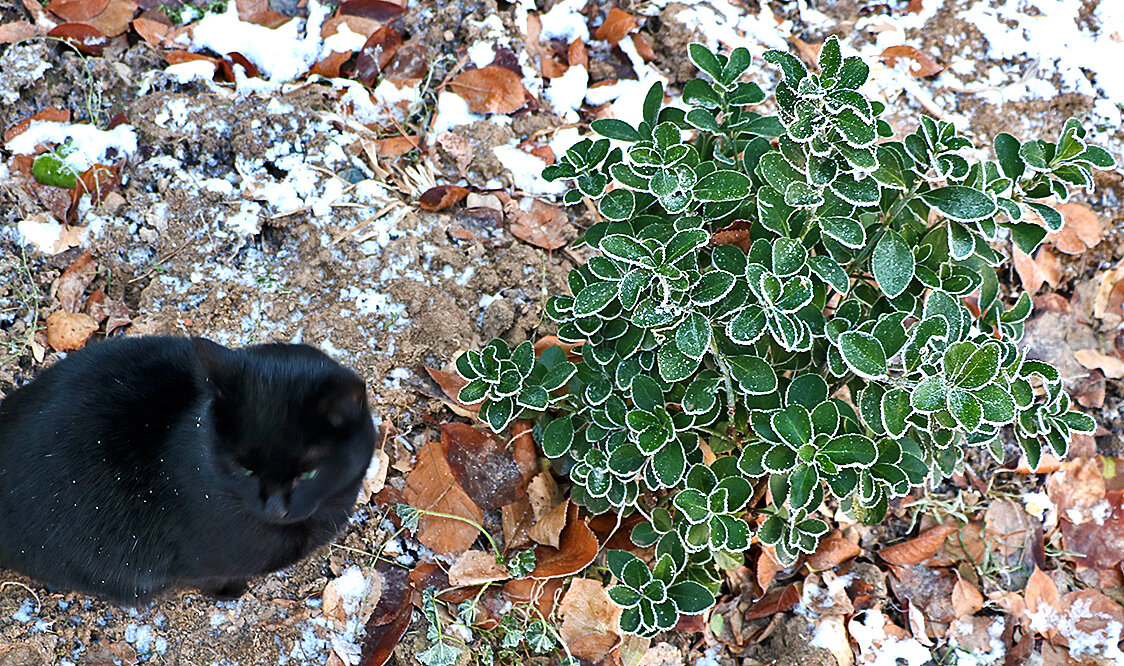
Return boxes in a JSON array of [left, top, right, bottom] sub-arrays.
[[0, 336, 375, 604]]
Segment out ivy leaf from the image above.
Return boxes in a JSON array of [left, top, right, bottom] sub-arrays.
[[838, 331, 888, 379], [871, 229, 914, 298]]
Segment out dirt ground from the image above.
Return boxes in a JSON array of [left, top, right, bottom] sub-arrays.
[[1, 0, 1123, 664]]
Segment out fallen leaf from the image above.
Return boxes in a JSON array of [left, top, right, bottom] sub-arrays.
[[880, 45, 943, 77], [422, 365, 476, 414], [1035, 292, 1072, 314], [534, 335, 582, 362], [322, 567, 382, 632], [0, 20, 37, 43], [527, 476, 568, 548], [594, 7, 637, 46], [355, 25, 402, 86], [530, 503, 599, 578], [1012, 244, 1062, 294], [54, 250, 97, 313], [1073, 370, 1106, 409], [631, 33, 655, 62], [48, 0, 109, 22], [359, 561, 412, 666], [235, 0, 287, 27], [338, 0, 406, 22], [806, 530, 861, 571], [356, 448, 390, 504], [951, 576, 984, 618], [889, 565, 957, 623], [756, 544, 783, 592], [1047, 202, 1103, 255], [310, 50, 352, 78], [86, 0, 137, 38], [46, 311, 98, 351], [790, 35, 822, 69], [442, 422, 524, 510], [1074, 349, 1124, 378], [506, 197, 571, 250], [320, 14, 382, 40], [879, 524, 957, 566], [448, 550, 511, 586], [418, 185, 469, 212], [447, 65, 527, 115], [558, 578, 622, 662], [984, 499, 1042, 565], [372, 135, 419, 158], [131, 15, 172, 47], [568, 38, 588, 68], [47, 22, 108, 56], [504, 577, 564, 619], [1023, 567, 1060, 639], [71, 163, 121, 220], [744, 582, 801, 621], [403, 439, 483, 554], [382, 42, 427, 79], [5, 107, 71, 144], [710, 220, 755, 253], [1094, 266, 1124, 321]]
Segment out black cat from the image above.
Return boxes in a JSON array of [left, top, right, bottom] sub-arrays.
[[0, 336, 375, 604]]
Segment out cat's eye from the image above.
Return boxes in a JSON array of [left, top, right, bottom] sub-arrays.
[[240, 467, 254, 477], [299, 469, 319, 481]]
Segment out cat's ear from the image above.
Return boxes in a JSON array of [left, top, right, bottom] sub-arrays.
[[192, 337, 238, 400], [317, 376, 368, 429]]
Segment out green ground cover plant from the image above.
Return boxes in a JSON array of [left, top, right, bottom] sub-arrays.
[[454, 37, 1114, 637]]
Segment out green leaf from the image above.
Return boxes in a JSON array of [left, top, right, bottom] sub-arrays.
[[835, 56, 869, 89], [658, 342, 700, 382], [772, 238, 808, 276], [727, 305, 766, 345], [458, 378, 489, 404], [820, 216, 866, 249], [881, 388, 911, 438], [788, 465, 818, 511], [676, 312, 710, 359], [592, 118, 642, 142], [31, 153, 78, 189], [994, 133, 1024, 181], [652, 440, 686, 487], [600, 189, 637, 221], [688, 43, 723, 81], [948, 341, 1000, 389], [542, 416, 574, 458], [764, 50, 808, 84], [685, 108, 721, 133], [695, 170, 753, 202], [947, 389, 982, 430], [808, 255, 849, 294], [643, 81, 663, 126], [573, 281, 619, 317], [601, 234, 654, 266], [974, 383, 1015, 424], [666, 228, 709, 264], [838, 331, 888, 379], [920, 186, 998, 223], [785, 181, 824, 208], [726, 354, 778, 395], [694, 271, 737, 306], [821, 434, 878, 468], [829, 173, 880, 207], [871, 230, 914, 298], [668, 581, 715, 614], [632, 375, 665, 413], [674, 489, 710, 524]]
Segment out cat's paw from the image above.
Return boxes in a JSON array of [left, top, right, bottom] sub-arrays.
[[202, 580, 249, 600]]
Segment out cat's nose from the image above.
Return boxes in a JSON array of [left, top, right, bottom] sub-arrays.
[[263, 493, 288, 521]]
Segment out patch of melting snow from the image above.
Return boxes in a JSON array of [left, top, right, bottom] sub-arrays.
[[430, 90, 486, 136], [644, 0, 789, 57], [492, 142, 567, 195], [949, 618, 1005, 666], [11, 598, 35, 623], [1027, 595, 1124, 661], [164, 59, 218, 85], [189, 0, 329, 83], [848, 610, 934, 666], [4, 121, 138, 173]]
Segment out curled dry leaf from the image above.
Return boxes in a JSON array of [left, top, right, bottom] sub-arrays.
[[372, 135, 419, 158], [322, 568, 382, 632], [46, 311, 98, 351], [338, 0, 406, 22], [879, 524, 957, 566], [448, 550, 510, 586], [888, 565, 957, 623], [355, 25, 402, 86], [951, 576, 984, 618], [48, 0, 109, 22], [0, 20, 38, 44], [132, 16, 173, 47], [806, 529, 861, 572], [447, 65, 527, 115], [594, 7, 637, 46], [54, 250, 97, 313], [631, 33, 656, 62], [744, 582, 801, 621], [534, 335, 582, 363], [355, 448, 390, 504], [320, 15, 382, 40], [1046, 202, 1103, 255], [1094, 265, 1124, 321], [442, 422, 524, 510], [984, 499, 1043, 565], [310, 51, 352, 78], [568, 38, 588, 68], [710, 220, 755, 254], [880, 45, 943, 77], [86, 0, 138, 38], [506, 197, 572, 250], [422, 365, 476, 414], [1073, 348, 1124, 379], [403, 439, 483, 554], [756, 544, 783, 592], [502, 498, 535, 551], [359, 561, 413, 666], [558, 578, 622, 662], [527, 474, 568, 548], [47, 22, 108, 56], [418, 185, 470, 212], [235, 0, 287, 28], [1011, 244, 1062, 294], [1073, 370, 1106, 409], [530, 503, 599, 579], [5, 107, 71, 144], [504, 577, 564, 619]]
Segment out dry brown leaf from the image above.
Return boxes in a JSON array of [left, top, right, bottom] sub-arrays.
[[372, 135, 419, 158], [447, 65, 527, 115], [47, 22, 108, 55], [558, 579, 622, 662], [984, 499, 1041, 563], [756, 544, 782, 591], [631, 33, 656, 62], [527, 473, 568, 548], [403, 439, 483, 554], [879, 524, 957, 566], [510, 418, 538, 484], [744, 582, 801, 621], [1023, 567, 1059, 638], [1073, 370, 1106, 409], [1094, 266, 1124, 321], [1047, 202, 1103, 255], [418, 185, 469, 212], [49, 0, 109, 22], [338, 0, 406, 22], [806, 530, 861, 571], [86, 0, 137, 37], [45, 311, 98, 351], [951, 576, 984, 618], [1074, 348, 1124, 378], [422, 365, 476, 415], [235, 0, 287, 27], [534, 335, 582, 362], [320, 14, 381, 40], [355, 26, 402, 86], [442, 422, 524, 510], [448, 550, 511, 586], [1012, 244, 1062, 294], [889, 565, 957, 624], [322, 568, 382, 632], [568, 38, 588, 68], [594, 7, 637, 46], [0, 20, 38, 43], [710, 220, 755, 253], [310, 50, 352, 79], [131, 16, 172, 47], [5, 107, 71, 144], [54, 251, 97, 313], [504, 578, 564, 620], [790, 35, 822, 69], [506, 198, 571, 250], [880, 45, 943, 77], [530, 503, 599, 578]]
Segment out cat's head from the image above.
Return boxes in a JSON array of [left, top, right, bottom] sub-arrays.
[[192, 337, 376, 525]]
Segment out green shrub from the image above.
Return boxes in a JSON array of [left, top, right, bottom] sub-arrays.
[[455, 37, 1113, 637]]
